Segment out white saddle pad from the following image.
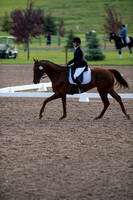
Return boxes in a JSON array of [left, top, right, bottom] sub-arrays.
[[121, 37, 130, 44], [69, 68, 91, 85]]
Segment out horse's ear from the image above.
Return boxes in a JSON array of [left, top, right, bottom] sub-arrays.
[[35, 59, 39, 64], [33, 57, 36, 63], [33, 58, 39, 64]]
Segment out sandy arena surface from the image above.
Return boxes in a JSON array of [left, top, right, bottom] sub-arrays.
[[0, 64, 133, 200]]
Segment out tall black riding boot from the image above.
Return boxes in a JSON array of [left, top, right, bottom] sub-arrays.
[[123, 38, 127, 46], [75, 77, 84, 93]]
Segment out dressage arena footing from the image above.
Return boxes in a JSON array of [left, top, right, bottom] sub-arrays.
[[0, 82, 133, 102]]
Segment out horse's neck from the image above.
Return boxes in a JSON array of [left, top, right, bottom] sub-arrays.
[[42, 61, 63, 80], [113, 35, 121, 47], [114, 35, 120, 41]]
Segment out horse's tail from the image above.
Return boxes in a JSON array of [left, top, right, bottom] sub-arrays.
[[109, 69, 129, 88], [129, 37, 133, 46]]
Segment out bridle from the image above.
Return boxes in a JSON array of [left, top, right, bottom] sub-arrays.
[[34, 63, 70, 80]]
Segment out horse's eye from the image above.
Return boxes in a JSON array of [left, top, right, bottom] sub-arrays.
[[34, 70, 38, 73]]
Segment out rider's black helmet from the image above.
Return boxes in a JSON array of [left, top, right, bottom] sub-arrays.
[[122, 24, 125, 27], [73, 37, 81, 44]]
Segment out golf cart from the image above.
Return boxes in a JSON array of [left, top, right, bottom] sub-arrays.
[[0, 36, 18, 58]]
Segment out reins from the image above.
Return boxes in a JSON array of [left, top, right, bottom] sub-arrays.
[[41, 74, 49, 79]]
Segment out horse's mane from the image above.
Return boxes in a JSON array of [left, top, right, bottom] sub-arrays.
[[111, 32, 119, 37], [40, 60, 65, 69]]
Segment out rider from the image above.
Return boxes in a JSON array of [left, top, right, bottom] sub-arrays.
[[67, 37, 87, 93], [120, 24, 127, 46]]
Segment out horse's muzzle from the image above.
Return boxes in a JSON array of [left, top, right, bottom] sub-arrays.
[[33, 79, 40, 84]]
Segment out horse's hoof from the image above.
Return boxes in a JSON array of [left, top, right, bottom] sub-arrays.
[[94, 117, 100, 120], [59, 115, 66, 120], [59, 117, 64, 120], [126, 114, 130, 120], [94, 118, 98, 120], [39, 115, 43, 119]]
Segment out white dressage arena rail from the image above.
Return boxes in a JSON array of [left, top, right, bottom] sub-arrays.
[[0, 82, 52, 93], [0, 82, 133, 102]]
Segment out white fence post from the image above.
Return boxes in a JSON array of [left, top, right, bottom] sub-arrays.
[[9, 87, 14, 93], [79, 93, 89, 102], [38, 83, 47, 91]]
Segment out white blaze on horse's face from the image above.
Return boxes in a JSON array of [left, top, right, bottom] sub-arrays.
[[39, 66, 43, 70]]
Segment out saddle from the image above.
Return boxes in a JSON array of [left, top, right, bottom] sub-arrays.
[[121, 37, 130, 44], [69, 67, 91, 85], [71, 66, 88, 83]]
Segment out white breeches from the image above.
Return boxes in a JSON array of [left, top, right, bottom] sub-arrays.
[[73, 67, 86, 79]]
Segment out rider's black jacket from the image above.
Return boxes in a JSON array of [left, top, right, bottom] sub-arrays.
[[67, 46, 87, 69]]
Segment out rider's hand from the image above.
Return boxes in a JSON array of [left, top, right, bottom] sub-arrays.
[[66, 62, 70, 66]]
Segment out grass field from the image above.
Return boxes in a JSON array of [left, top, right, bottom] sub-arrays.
[[0, 0, 133, 66], [0, 32, 132, 66], [0, 48, 132, 66], [0, 0, 133, 33]]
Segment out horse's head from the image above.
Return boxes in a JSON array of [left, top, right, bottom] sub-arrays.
[[109, 33, 115, 41], [33, 58, 45, 84]]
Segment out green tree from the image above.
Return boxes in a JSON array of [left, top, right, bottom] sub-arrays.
[[85, 31, 105, 61], [58, 19, 65, 37], [2, 12, 11, 33], [43, 14, 57, 35], [57, 19, 65, 46], [65, 30, 75, 48]]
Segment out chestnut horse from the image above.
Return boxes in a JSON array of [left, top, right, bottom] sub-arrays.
[[33, 58, 130, 120], [109, 32, 133, 59]]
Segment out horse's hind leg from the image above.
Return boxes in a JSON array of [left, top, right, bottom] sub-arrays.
[[109, 88, 130, 119], [129, 46, 132, 58], [95, 91, 110, 120]]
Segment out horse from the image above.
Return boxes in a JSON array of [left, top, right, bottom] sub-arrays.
[[109, 32, 133, 59], [33, 58, 130, 120]]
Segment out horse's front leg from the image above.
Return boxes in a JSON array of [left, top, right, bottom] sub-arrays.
[[39, 93, 61, 119], [59, 94, 67, 120]]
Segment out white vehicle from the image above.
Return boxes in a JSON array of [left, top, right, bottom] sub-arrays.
[[0, 36, 18, 58]]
